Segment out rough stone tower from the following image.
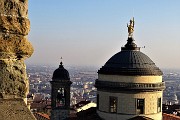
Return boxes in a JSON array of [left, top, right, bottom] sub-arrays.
[[50, 61, 72, 120], [0, 0, 35, 120], [95, 18, 165, 120]]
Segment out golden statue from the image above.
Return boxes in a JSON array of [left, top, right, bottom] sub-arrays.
[[127, 17, 135, 37]]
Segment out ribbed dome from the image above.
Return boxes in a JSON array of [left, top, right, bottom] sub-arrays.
[[98, 37, 163, 76], [52, 62, 70, 80]]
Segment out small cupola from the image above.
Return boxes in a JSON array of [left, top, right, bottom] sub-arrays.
[[52, 61, 70, 80]]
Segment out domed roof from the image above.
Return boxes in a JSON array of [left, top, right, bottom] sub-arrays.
[[98, 37, 163, 76], [52, 62, 70, 80]]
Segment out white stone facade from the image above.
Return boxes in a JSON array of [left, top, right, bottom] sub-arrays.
[[98, 74, 162, 83], [97, 74, 163, 120]]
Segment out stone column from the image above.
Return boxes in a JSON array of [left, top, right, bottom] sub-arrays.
[[0, 0, 35, 119]]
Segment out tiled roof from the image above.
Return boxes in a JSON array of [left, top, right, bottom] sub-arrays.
[[163, 113, 180, 120], [76, 107, 102, 120], [74, 101, 91, 109], [34, 112, 50, 120]]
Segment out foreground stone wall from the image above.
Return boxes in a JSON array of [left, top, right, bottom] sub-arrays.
[[0, 0, 35, 119], [0, 0, 33, 100], [0, 99, 36, 120]]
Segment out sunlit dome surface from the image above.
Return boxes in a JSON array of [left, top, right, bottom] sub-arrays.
[[98, 37, 163, 76]]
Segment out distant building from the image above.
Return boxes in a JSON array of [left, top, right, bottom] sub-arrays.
[[50, 61, 72, 120], [37, 18, 180, 120], [95, 18, 165, 120]]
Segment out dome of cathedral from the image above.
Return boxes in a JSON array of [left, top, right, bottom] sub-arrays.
[[52, 62, 70, 80], [98, 37, 163, 76]]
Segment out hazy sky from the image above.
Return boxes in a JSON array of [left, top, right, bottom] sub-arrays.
[[26, 0, 180, 69]]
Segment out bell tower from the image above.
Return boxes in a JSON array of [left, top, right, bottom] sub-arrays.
[[50, 61, 72, 120]]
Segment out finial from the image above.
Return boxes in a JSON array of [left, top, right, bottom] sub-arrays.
[[127, 17, 135, 37], [59, 57, 63, 67]]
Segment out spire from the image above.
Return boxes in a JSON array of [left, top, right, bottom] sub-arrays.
[[121, 18, 140, 51], [59, 57, 64, 68]]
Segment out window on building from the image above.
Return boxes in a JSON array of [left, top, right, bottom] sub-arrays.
[[157, 98, 161, 112], [109, 96, 117, 113], [97, 94, 99, 110], [56, 88, 65, 107], [136, 99, 144, 114]]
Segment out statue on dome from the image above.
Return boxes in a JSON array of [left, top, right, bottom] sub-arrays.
[[127, 17, 135, 37]]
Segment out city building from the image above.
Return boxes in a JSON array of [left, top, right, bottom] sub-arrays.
[[95, 18, 165, 120], [50, 61, 72, 120], [30, 18, 180, 120]]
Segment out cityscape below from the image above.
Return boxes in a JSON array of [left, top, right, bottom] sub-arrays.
[[1, 1, 180, 120], [27, 65, 180, 110]]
